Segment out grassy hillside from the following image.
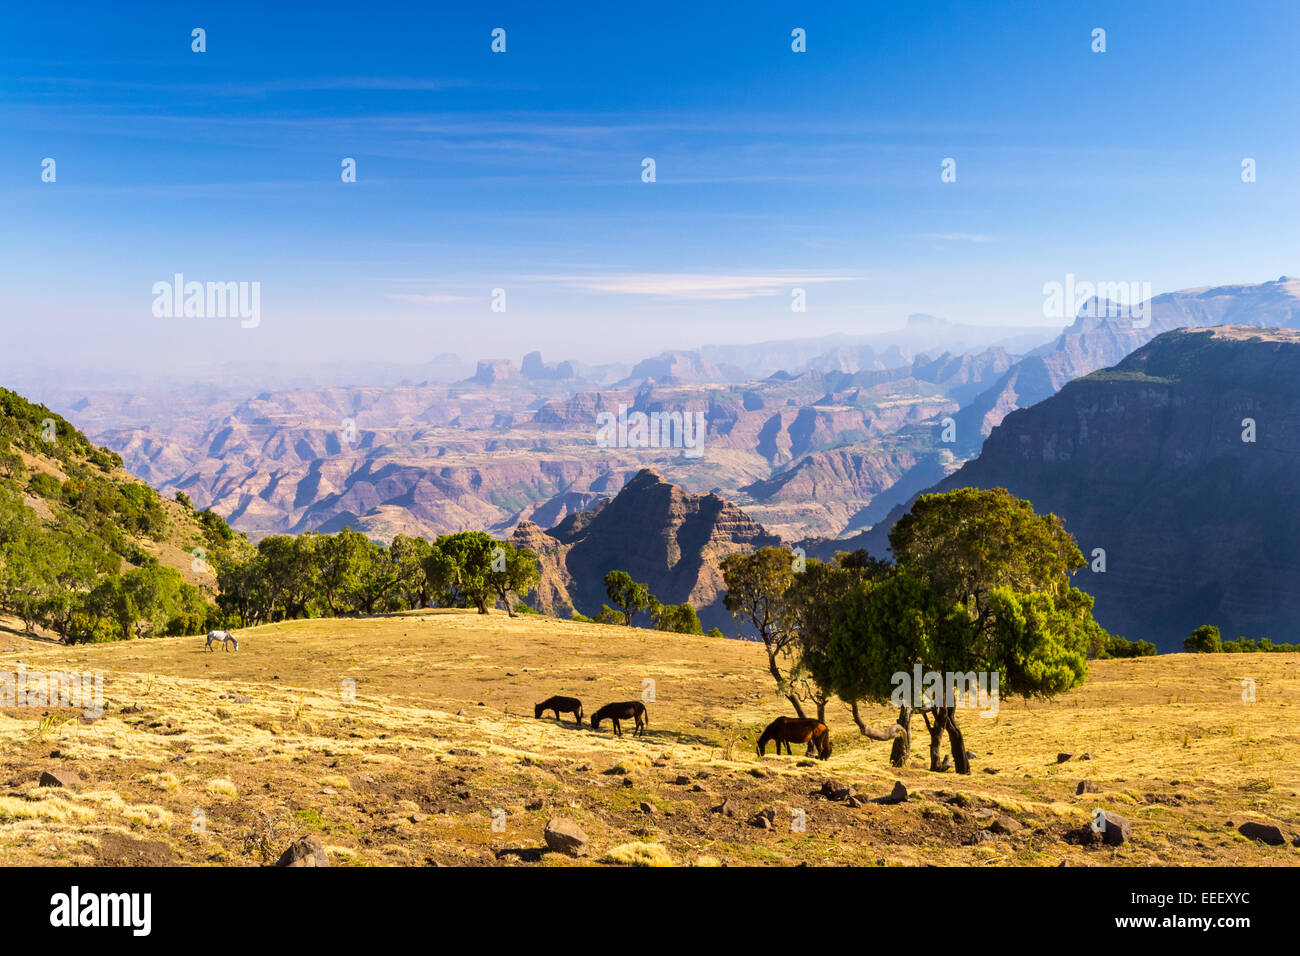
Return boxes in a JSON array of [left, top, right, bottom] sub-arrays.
[[0, 609, 1295, 866], [0, 386, 254, 641]]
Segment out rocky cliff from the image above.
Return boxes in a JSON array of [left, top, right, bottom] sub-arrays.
[[511, 468, 781, 632], [954, 276, 1300, 451], [903, 326, 1300, 650]]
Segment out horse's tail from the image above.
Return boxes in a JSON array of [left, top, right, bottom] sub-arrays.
[[641, 703, 648, 726]]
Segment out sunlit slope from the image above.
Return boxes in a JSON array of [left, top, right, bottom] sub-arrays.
[[0, 609, 1295, 866]]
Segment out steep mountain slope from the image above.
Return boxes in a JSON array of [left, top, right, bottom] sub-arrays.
[[512, 469, 781, 631], [954, 276, 1300, 451], [0, 387, 252, 639], [887, 326, 1300, 650]]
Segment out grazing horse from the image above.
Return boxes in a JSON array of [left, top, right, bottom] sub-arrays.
[[591, 701, 648, 737], [205, 630, 239, 652], [535, 695, 583, 725], [757, 716, 832, 760]]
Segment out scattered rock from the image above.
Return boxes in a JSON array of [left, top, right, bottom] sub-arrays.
[[543, 818, 589, 856], [982, 768, 999, 774], [966, 830, 996, 845], [1292, 835, 1300, 848], [796, 759, 817, 768], [38, 769, 83, 790], [1077, 781, 1101, 795], [525, 799, 544, 811], [846, 795, 863, 809], [748, 768, 766, 779], [1237, 822, 1285, 846], [965, 750, 977, 760], [1057, 753, 1073, 763], [751, 806, 777, 829], [674, 775, 691, 785], [881, 781, 908, 804], [711, 798, 736, 817], [411, 812, 428, 823], [690, 784, 707, 793], [447, 748, 480, 757], [275, 835, 330, 867], [1067, 810, 1131, 847], [1079, 753, 1093, 761], [456, 709, 466, 717], [819, 780, 854, 801], [638, 802, 654, 815], [320, 787, 338, 795], [988, 815, 1022, 835]]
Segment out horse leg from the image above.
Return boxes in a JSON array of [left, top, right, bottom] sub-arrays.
[[613, 718, 622, 737]]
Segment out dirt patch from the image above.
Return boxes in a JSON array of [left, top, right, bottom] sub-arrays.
[[93, 832, 176, 866]]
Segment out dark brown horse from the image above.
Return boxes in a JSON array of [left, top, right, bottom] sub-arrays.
[[757, 716, 832, 760], [534, 695, 583, 725], [591, 701, 648, 737]]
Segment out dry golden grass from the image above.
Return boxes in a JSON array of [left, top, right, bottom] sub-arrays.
[[0, 608, 1295, 866]]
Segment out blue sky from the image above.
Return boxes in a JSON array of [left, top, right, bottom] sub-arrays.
[[2, 0, 1299, 376]]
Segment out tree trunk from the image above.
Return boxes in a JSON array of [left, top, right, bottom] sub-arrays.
[[945, 710, 971, 774], [849, 701, 907, 745], [923, 707, 945, 771], [767, 650, 806, 718], [889, 704, 912, 768]]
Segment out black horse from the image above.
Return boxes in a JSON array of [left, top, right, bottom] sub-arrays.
[[534, 695, 583, 725], [590, 701, 649, 737]]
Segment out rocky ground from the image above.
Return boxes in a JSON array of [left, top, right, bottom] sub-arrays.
[[0, 610, 1296, 866]]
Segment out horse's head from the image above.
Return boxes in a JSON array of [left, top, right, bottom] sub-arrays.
[[821, 736, 833, 760], [590, 712, 600, 728], [534, 703, 543, 719], [232, 639, 239, 651]]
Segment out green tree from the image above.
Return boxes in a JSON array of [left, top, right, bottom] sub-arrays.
[[720, 547, 807, 717], [349, 539, 399, 614], [788, 550, 893, 728], [314, 528, 371, 616], [648, 597, 704, 635], [487, 541, 539, 618], [817, 489, 1100, 774], [425, 531, 498, 613], [391, 534, 434, 608], [1184, 624, 1222, 653], [604, 570, 651, 626]]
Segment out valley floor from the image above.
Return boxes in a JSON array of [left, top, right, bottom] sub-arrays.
[[0, 610, 1296, 866]]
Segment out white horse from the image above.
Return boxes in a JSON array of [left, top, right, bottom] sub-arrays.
[[205, 630, 239, 652]]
